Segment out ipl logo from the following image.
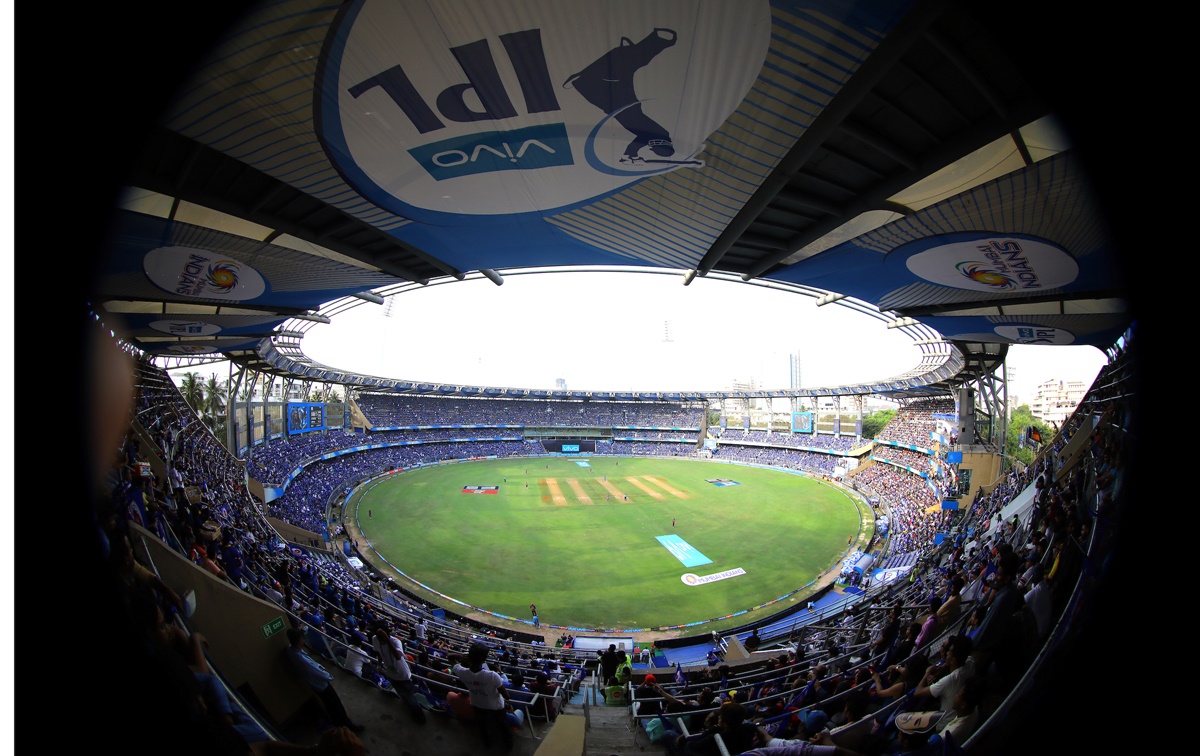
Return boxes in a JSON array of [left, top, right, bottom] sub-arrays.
[[317, 0, 769, 219]]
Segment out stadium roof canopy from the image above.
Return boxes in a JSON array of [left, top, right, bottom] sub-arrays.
[[88, 0, 1132, 398]]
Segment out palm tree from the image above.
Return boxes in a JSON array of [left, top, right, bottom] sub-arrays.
[[179, 372, 204, 415], [203, 373, 226, 435]]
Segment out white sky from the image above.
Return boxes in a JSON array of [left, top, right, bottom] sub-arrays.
[[1003, 343, 1107, 408], [303, 270, 920, 392], [293, 269, 1109, 400]]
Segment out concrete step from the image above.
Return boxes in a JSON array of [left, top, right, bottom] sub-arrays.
[[581, 697, 652, 756]]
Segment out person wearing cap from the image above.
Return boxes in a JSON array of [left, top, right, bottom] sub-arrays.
[[634, 673, 681, 718]]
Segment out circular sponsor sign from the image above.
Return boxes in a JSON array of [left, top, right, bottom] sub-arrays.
[[317, 0, 770, 220], [904, 236, 1078, 293], [681, 573, 699, 586], [149, 320, 223, 336], [941, 325, 1076, 345], [992, 324, 1075, 345], [144, 246, 267, 301]]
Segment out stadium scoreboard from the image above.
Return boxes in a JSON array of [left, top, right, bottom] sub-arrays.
[[287, 402, 327, 435]]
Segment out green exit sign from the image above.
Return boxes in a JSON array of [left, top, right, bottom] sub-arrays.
[[261, 616, 286, 639]]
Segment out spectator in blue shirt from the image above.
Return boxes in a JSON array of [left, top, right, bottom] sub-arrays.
[[285, 627, 363, 733]]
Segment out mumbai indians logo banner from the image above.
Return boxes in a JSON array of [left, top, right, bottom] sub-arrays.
[[316, 0, 770, 222], [791, 412, 813, 433], [144, 247, 267, 301], [900, 234, 1079, 294]]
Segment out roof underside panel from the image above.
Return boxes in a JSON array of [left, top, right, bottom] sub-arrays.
[[95, 0, 1131, 379], [145, 0, 914, 275]]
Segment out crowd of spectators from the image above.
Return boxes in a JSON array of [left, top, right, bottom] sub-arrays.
[[368, 428, 524, 444], [710, 445, 843, 476], [632, 367, 1133, 751], [850, 464, 945, 558], [240, 395, 713, 490], [112, 358, 606, 693], [100, 326, 1136, 756], [246, 429, 533, 486], [870, 446, 934, 471], [716, 429, 859, 452], [355, 394, 705, 428], [269, 441, 528, 533], [246, 430, 364, 484], [608, 440, 698, 457], [873, 399, 954, 447], [612, 430, 699, 442]]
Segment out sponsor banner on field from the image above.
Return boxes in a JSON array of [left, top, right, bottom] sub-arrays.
[[705, 478, 740, 487], [462, 485, 499, 494], [680, 567, 746, 586]]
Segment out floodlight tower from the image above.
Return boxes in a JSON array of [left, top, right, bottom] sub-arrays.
[[789, 351, 802, 413]]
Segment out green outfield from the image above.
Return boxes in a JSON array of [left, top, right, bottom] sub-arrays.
[[347, 456, 864, 631]]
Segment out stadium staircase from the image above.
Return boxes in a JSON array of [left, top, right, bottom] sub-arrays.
[[574, 678, 649, 756]]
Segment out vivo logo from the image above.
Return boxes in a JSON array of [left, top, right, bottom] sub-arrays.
[[408, 123, 572, 179]]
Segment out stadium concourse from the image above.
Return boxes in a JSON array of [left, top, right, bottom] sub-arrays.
[[30, 1, 1159, 755]]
